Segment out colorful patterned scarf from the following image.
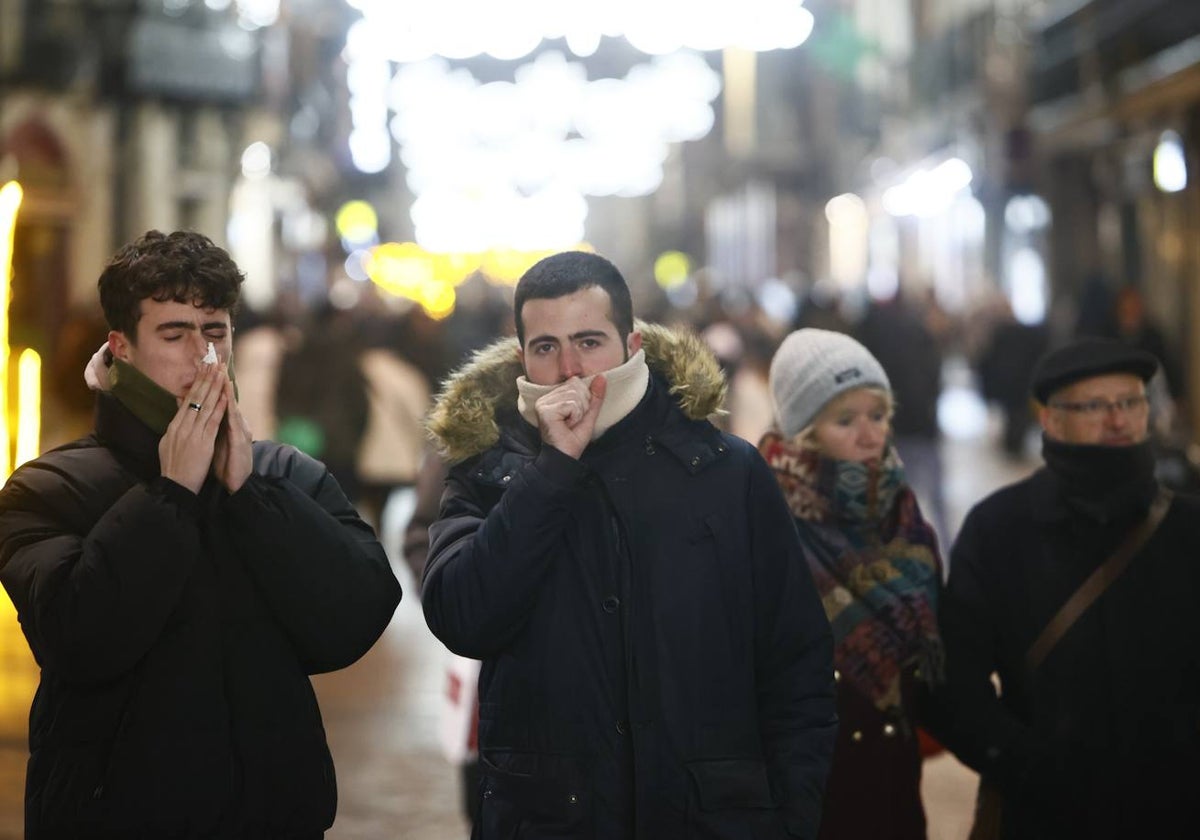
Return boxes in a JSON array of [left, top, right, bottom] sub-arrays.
[[758, 431, 944, 713]]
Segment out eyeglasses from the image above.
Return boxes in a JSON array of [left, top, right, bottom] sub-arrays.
[[1048, 395, 1149, 418]]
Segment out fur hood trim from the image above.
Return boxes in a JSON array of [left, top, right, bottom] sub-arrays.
[[427, 321, 727, 464]]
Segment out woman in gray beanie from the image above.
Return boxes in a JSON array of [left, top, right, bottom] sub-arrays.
[[758, 328, 945, 840]]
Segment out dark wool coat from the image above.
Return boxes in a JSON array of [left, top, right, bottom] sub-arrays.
[[789, 526, 930, 840], [817, 676, 925, 840], [938, 467, 1200, 840], [423, 325, 838, 840], [0, 393, 402, 840]]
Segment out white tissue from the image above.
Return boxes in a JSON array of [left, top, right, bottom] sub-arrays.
[[202, 341, 218, 365]]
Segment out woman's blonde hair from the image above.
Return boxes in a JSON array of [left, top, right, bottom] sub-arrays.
[[793, 386, 895, 451]]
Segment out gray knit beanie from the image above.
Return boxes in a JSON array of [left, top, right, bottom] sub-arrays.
[[768, 328, 891, 438]]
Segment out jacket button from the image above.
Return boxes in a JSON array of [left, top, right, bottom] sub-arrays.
[[851, 730, 863, 743], [602, 596, 620, 613], [501, 474, 512, 483], [483, 789, 493, 799], [568, 794, 579, 804], [690, 455, 701, 467], [883, 723, 897, 738]]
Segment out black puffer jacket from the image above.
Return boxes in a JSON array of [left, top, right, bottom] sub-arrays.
[[423, 325, 837, 839], [0, 393, 401, 839]]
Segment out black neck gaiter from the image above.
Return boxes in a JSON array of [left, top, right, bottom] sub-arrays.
[[1041, 435, 1158, 523]]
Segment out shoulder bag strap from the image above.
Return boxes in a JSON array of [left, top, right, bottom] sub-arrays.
[[1025, 488, 1173, 672]]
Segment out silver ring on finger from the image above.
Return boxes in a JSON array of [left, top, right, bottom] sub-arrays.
[[188, 401, 203, 413]]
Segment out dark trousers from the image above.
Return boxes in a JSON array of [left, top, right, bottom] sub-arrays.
[[463, 759, 481, 828]]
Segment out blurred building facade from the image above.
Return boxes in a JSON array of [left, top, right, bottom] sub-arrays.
[[0, 0, 364, 443], [0, 0, 1198, 434], [1024, 0, 1200, 430]]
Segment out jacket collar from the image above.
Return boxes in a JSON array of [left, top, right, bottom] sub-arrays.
[[94, 391, 163, 479], [1029, 465, 1080, 524], [466, 374, 732, 487], [427, 321, 728, 464]]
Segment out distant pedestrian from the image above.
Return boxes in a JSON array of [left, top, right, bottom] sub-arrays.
[[977, 303, 1050, 458], [857, 290, 950, 546], [275, 303, 372, 505]]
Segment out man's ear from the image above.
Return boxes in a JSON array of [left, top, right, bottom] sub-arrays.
[[627, 330, 642, 356], [107, 330, 132, 362], [1036, 403, 1055, 436]]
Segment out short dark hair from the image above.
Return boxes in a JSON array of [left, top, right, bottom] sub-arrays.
[[98, 230, 243, 342], [513, 251, 633, 346]]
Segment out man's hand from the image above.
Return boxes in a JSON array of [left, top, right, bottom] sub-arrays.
[[213, 373, 253, 494], [534, 375, 607, 460], [160, 362, 227, 494]]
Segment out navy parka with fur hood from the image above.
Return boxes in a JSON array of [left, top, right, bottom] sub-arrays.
[[423, 323, 837, 839], [0, 392, 401, 839]]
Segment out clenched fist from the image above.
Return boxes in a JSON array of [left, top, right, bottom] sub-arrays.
[[534, 375, 607, 460]]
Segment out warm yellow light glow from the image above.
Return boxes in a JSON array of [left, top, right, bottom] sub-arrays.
[[825, 192, 869, 289], [430, 252, 482, 287], [366, 242, 434, 298], [335, 200, 379, 245], [723, 48, 757, 157], [654, 251, 691, 290], [15, 349, 40, 469], [0, 181, 24, 480], [366, 242, 597, 318], [420, 284, 457, 321], [480, 246, 590, 286], [365, 242, 455, 319]]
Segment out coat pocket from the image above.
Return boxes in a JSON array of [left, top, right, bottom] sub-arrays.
[[686, 758, 775, 810], [686, 759, 786, 840], [478, 750, 591, 838]]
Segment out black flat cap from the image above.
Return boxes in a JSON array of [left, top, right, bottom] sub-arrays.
[[1031, 338, 1159, 403]]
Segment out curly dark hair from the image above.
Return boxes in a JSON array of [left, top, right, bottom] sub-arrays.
[[513, 251, 633, 346], [98, 230, 243, 342]]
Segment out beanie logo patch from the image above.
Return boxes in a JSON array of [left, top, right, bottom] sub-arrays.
[[834, 367, 863, 384]]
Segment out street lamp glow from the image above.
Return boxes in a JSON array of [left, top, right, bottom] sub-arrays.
[[0, 181, 24, 479], [654, 251, 691, 289], [1153, 131, 1188, 193], [882, 158, 974, 218], [15, 349, 41, 470], [240, 142, 272, 179]]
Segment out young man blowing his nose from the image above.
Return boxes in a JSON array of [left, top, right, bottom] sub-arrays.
[[0, 230, 401, 839]]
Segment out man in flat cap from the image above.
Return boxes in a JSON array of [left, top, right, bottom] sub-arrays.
[[931, 337, 1200, 839]]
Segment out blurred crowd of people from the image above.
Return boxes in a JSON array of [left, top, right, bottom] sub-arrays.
[[38, 261, 1190, 539]]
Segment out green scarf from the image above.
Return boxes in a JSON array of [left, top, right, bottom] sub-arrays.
[[109, 358, 238, 436]]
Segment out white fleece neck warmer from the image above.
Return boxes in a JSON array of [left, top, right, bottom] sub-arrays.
[[516, 349, 650, 441]]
